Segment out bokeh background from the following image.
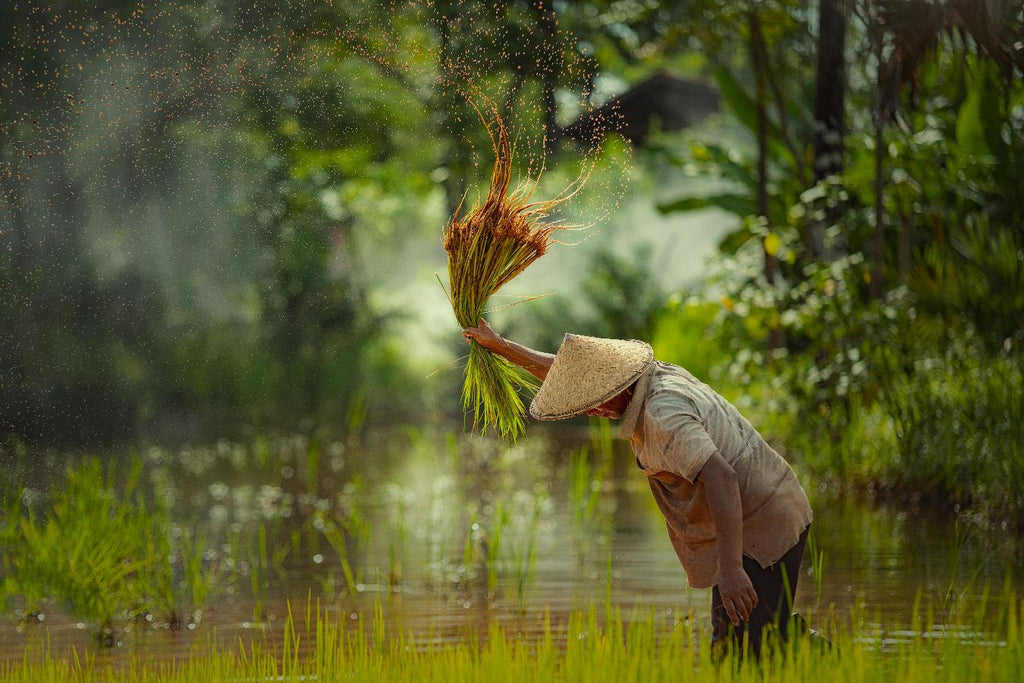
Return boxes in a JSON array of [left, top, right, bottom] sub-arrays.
[[2, 0, 1023, 658]]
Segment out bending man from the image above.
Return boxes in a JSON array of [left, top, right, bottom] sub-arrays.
[[463, 319, 813, 658]]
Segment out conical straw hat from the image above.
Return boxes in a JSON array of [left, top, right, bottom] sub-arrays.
[[529, 333, 654, 421]]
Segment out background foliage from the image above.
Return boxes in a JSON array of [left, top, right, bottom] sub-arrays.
[[2, 0, 1022, 525]]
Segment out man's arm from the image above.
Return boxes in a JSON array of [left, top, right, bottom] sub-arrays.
[[462, 319, 554, 382], [700, 450, 758, 626]]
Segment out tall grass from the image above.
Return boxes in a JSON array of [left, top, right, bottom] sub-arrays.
[[880, 346, 1024, 519], [3, 591, 1021, 682]]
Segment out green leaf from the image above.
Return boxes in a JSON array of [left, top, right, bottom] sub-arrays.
[[955, 60, 1006, 158], [656, 197, 711, 213], [657, 193, 755, 218], [713, 66, 759, 136], [718, 226, 756, 254], [711, 66, 795, 168]]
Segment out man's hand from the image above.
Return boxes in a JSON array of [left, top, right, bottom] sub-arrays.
[[700, 450, 757, 627], [462, 318, 504, 352], [717, 565, 758, 627], [459, 319, 555, 381]]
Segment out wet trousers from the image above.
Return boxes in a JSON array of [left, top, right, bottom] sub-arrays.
[[711, 525, 810, 659]]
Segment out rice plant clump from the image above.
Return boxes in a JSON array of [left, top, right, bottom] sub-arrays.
[[443, 114, 575, 441]]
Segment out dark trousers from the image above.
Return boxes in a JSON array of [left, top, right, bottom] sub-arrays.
[[711, 526, 809, 659]]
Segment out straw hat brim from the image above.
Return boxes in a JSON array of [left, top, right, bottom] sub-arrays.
[[529, 333, 654, 421]]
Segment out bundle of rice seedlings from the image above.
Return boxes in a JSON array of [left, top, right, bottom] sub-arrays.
[[443, 115, 576, 441]]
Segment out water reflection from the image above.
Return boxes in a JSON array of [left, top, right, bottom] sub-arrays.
[[2, 425, 1021, 662]]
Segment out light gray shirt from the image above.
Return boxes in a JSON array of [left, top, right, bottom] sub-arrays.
[[619, 361, 813, 589]]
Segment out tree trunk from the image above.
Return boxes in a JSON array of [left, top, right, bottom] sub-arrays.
[[531, 0, 561, 152], [871, 56, 887, 299], [434, 8, 468, 220], [810, 0, 850, 260], [0, 175, 32, 436], [749, 12, 784, 351], [898, 201, 911, 283]]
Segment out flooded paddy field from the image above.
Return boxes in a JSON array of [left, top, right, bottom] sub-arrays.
[[2, 424, 1021, 669]]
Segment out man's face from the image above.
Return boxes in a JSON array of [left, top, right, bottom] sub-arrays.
[[585, 389, 631, 419]]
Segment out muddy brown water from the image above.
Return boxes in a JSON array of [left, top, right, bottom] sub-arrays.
[[2, 425, 1021, 663]]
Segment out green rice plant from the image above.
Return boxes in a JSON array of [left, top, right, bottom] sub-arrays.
[[483, 502, 509, 598], [321, 515, 361, 598], [589, 418, 616, 459], [252, 523, 269, 622], [141, 493, 178, 628], [568, 446, 598, 530], [384, 484, 411, 587], [806, 531, 826, 609], [462, 508, 480, 581], [4, 587, 1023, 682], [270, 524, 294, 577], [317, 479, 371, 600], [420, 473, 467, 592], [137, 462, 219, 630], [0, 480, 46, 615], [252, 435, 271, 470], [569, 448, 613, 564], [228, 519, 291, 623], [346, 390, 369, 436], [442, 109, 579, 442], [573, 423, 616, 527], [483, 490, 547, 611], [325, 477, 371, 596], [570, 423, 616, 566], [509, 493, 545, 612], [301, 433, 323, 493], [0, 459, 178, 643], [180, 528, 217, 624]]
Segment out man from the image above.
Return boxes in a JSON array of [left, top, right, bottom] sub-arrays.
[[462, 319, 813, 658]]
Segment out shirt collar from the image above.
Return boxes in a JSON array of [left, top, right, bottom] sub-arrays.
[[618, 363, 654, 440]]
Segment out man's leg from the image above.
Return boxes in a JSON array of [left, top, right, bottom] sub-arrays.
[[744, 526, 809, 656]]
